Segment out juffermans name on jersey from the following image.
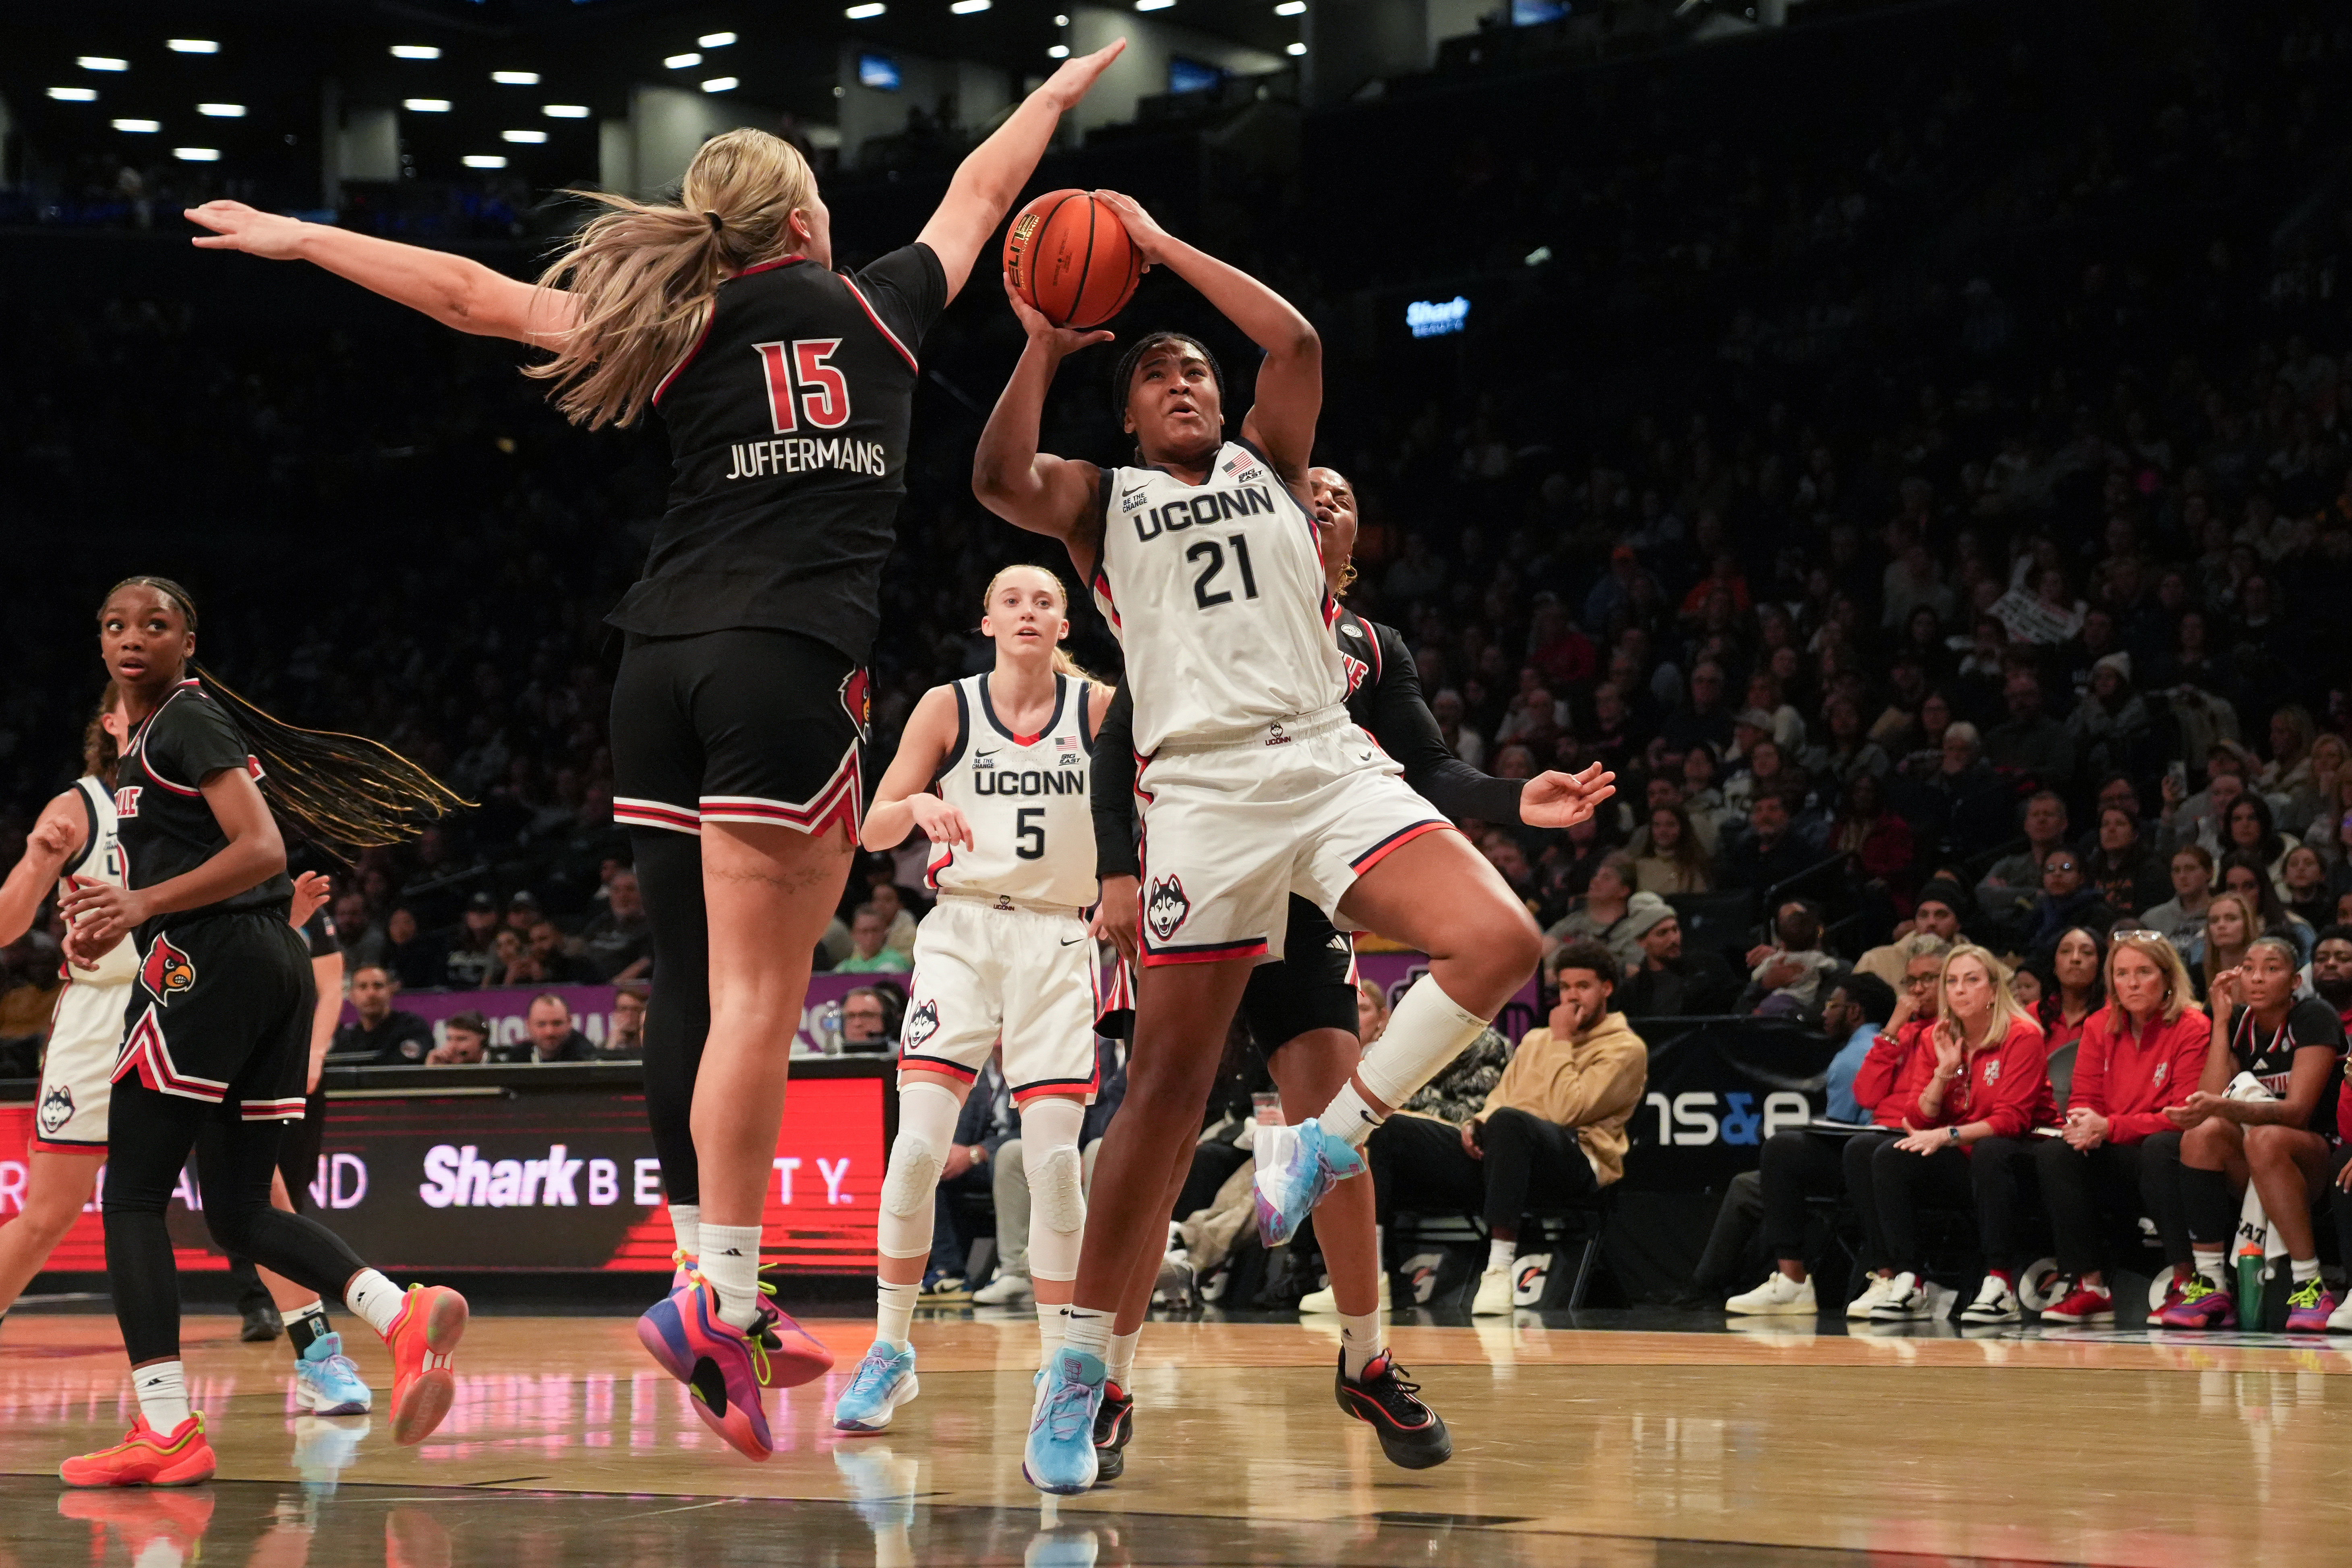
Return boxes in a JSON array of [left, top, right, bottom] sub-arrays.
[[1128, 483, 1278, 541], [724, 435, 890, 481]]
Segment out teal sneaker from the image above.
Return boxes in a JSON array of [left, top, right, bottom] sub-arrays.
[[294, 1332, 373, 1417], [832, 1340, 919, 1433], [1252, 1118, 1366, 1246], [1022, 1348, 1105, 1495]]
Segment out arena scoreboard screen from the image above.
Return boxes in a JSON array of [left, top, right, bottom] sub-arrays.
[[0, 1069, 886, 1275]]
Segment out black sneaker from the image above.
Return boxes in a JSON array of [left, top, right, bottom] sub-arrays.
[[1335, 1351, 1452, 1469], [240, 1301, 284, 1343], [1091, 1378, 1133, 1483]]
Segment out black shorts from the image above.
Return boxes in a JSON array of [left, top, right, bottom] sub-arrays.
[[611, 627, 868, 838], [1241, 894, 1360, 1053], [114, 912, 311, 1122]]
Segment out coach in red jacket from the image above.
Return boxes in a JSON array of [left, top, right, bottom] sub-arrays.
[[2028, 931, 2207, 1325], [1857, 946, 2054, 1323]]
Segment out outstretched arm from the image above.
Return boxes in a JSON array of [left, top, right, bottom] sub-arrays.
[[973, 275, 1108, 577], [185, 203, 577, 345], [1095, 191, 1319, 482], [916, 41, 1125, 303]]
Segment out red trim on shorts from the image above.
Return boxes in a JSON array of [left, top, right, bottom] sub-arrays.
[[240, 1097, 308, 1122], [897, 1055, 981, 1082], [699, 737, 864, 838], [1012, 1064, 1101, 1105], [614, 796, 702, 835], [1142, 936, 1269, 968], [31, 1137, 105, 1157], [1348, 819, 1453, 875], [113, 1004, 230, 1103]]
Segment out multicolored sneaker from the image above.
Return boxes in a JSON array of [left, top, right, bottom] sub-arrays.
[[832, 1341, 919, 1433], [748, 1280, 836, 1389], [1023, 1348, 1105, 1495], [381, 1285, 468, 1446], [2155, 1275, 2238, 1330], [669, 1250, 698, 1295], [2284, 1276, 2338, 1333], [636, 1275, 775, 1461], [2038, 1282, 2115, 1326], [59, 1414, 217, 1488], [293, 1331, 374, 1416], [1335, 1351, 1453, 1470], [1092, 1378, 1133, 1482], [1252, 1119, 1366, 1247]]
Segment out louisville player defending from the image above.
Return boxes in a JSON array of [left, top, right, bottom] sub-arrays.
[[834, 564, 1113, 1433], [976, 196, 1570, 1494], [185, 43, 1124, 1460], [1087, 468, 1610, 1474], [57, 578, 464, 1485]]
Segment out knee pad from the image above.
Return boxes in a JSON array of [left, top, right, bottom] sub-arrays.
[[879, 1080, 964, 1259], [882, 1135, 943, 1219], [1031, 1143, 1087, 1237]]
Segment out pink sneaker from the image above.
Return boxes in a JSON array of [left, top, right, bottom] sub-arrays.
[[2155, 1274, 2237, 1330], [2284, 1276, 2338, 1333]]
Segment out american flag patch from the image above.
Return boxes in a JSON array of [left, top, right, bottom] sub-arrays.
[[1054, 735, 1079, 750]]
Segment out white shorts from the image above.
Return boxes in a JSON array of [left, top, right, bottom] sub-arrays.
[[899, 896, 1102, 1105], [33, 980, 128, 1155], [1133, 707, 1451, 967]]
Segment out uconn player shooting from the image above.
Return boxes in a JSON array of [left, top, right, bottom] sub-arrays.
[[833, 565, 1113, 1434], [974, 191, 1613, 1494]]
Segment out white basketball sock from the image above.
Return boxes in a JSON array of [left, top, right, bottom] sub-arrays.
[[700, 1224, 765, 1332], [2193, 1248, 2228, 1291], [1037, 1302, 1066, 1368], [1060, 1305, 1112, 1361], [1106, 1329, 1139, 1387], [345, 1269, 406, 1336], [1339, 1312, 1383, 1380], [2292, 1256, 2321, 1284], [134, 1361, 191, 1431], [876, 1280, 919, 1350], [668, 1202, 700, 1260], [1487, 1239, 1514, 1274], [1334, 976, 1489, 1146]]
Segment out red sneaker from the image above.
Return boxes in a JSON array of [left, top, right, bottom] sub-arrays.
[[59, 1414, 216, 1488], [2038, 1281, 2115, 1326], [381, 1285, 469, 1446]]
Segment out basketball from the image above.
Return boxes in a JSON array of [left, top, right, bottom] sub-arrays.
[[1003, 189, 1142, 331]]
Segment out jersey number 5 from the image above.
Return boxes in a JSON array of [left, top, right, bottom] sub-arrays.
[[1186, 534, 1261, 610], [1015, 807, 1046, 861], [753, 338, 852, 434]]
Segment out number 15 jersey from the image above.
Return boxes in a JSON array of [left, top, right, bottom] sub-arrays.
[[927, 672, 1101, 911], [1090, 439, 1347, 755]]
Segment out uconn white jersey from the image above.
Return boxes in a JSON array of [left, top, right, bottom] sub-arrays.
[[927, 673, 1100, 910], [58, 774, 137, 987], [1091, 440, 1348, 754]]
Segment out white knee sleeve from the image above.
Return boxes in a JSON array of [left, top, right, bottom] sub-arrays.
[[1356, 975, 1489, 1110], [1019, 1097, 1088, 1283], [879, 1080, 964, 1261]]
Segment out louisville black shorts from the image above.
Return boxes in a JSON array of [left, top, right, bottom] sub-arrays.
[[611, 627, 869, 838], [114, 912, 312, 1122], [1241, 894, 1360, 1052]]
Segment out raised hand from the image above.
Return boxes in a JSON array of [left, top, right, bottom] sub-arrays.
[[1036, 39, 1126, 111], [1092, 190, 1174, 269], [288, 869, 333, 931], [185, 200, 310, 259], [1004, 271, 1116, 356], [1520, 764, 1617, 829]]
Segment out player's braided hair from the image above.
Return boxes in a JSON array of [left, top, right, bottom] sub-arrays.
[[1110, 331, 1225, 460], [100, 576, 470, 853], [981, 563, 1107, 685]]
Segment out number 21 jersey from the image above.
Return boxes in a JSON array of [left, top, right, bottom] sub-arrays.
[[1090, 439, 1347, 755], [927, 673, 1100, 910]]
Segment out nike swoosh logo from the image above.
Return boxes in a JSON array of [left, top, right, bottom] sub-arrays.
[[1357, 750, 1376, 762], [1061, 936, 1085, 946], [977, 750, 999, 759]]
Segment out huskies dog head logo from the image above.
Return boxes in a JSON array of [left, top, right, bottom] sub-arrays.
[[903, 999, 940, 1050], [139, 935, 197, 1006], [1146, 875, 1191, 942], [37, 1083, 74, 1136]]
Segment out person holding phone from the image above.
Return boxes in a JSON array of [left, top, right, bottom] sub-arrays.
[[1358, 939, 1647, 1317]]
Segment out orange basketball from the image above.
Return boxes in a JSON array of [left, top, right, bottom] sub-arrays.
[[1003, 189, 1141, 331]]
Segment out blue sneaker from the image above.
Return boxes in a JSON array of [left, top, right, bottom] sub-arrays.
[[1023, 1348, 1105, 1495], [832, 1341, 920, 1433], [293, 1332, 374, 1416], [1252, 1117, 1365, 1246]]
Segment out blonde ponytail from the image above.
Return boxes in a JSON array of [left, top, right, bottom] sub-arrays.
[[526, 129, 817, 430]]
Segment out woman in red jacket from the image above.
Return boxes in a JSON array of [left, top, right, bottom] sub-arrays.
[[2031, 932, 2207, 1324], [1863, 945, 2054, 1322]]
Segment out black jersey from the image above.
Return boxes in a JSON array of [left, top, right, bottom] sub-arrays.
[[2226, 997, 2346, 1102], [116, 679, 293, 929], [605, 244, 950, 664], [1091, 607, 1528, 878]]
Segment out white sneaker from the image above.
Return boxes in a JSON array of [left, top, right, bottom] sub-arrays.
[[1845, 1274, 1896, 1320], [972, 1270, 1035, 1306], [2329, 1291, 2352, 1334], [1298, 1271, 1392, 1314], [1958, 1273, 2020, 1325], [1470, 1264, 1515, 1316], [1725, 1272, 1817, 1316], [1868, 1270, 1934, 1322]]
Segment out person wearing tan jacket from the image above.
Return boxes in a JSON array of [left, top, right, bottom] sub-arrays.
[[1361, 937, 1649, 1316]]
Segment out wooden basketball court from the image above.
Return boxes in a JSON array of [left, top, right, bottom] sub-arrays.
[[3, 1306, 2348, 1566]]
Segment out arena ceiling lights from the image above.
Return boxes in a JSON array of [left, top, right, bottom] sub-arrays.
[[951, 2, 993, 14], [664, 51, 701, 68], [700, 31, 738, 47], [543, 104, 590, 118], [845, 4, 886, 16], [503, 129, 548, 143], [492, 70, 540, 85], [48, 86, 98, 101], [79, 56, 130, 71], [113, 118, 161, 132], [197, 103, 246, 117], [702, 76, 739, 93], [167, 39, 219, 54], [404, 98, 451, 112], [390, 45, 440, 60]]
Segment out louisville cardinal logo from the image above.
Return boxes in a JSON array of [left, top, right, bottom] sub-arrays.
[[139, 934, 197, 1006], [839, 667, 872, 742], [1146, 875, 1191, 942]]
